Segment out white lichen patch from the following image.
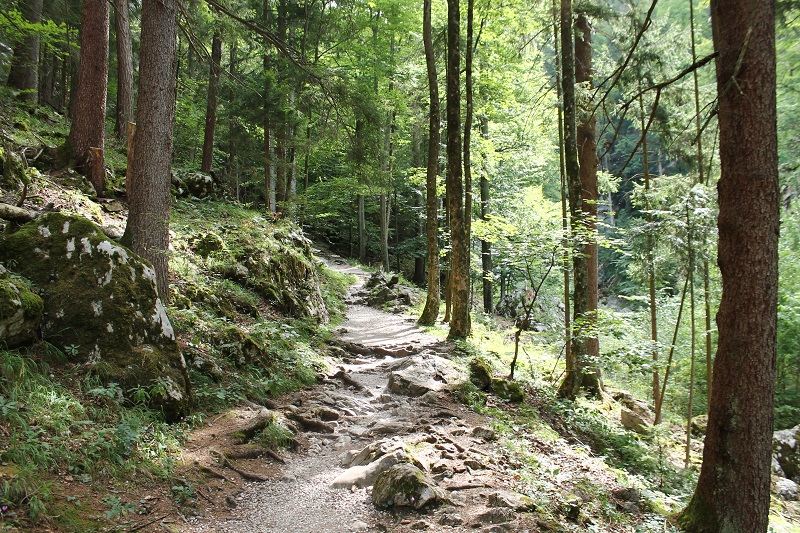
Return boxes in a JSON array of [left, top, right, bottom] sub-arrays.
[[81, 237, 92, 256], [65, 238, 76, 259], [106, 323, 114, 333], [98, 269, 113, 287], [55, 308, 65, 318], [38, 225, 51, 238], [62, 220, 70, 234], [91, 301, 103, 316], [96, 240, 130, 264], [152, 299, 175, 339]]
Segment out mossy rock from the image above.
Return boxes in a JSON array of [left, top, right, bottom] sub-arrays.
[[372, 463, 448, 510], [0, 149, 29, 191], [469, 357, 493, 391], [0, 212, 189, 419], [189, 232, 225, 258], [0, 266, 43, 346], [491, 377, 525, 403]]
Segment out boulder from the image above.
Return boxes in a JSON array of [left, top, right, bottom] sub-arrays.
[[490, 378, 525, 403], [774, 477, 799, 501], [487, 490, 536, 512], [331, 449, 408, 489], [183, 172, 218, 198], [0, 212, 189, 419], [372, 463, 448, 510], [388, 354, 463, 397], [690, 414, 708, 436], [469, 358, 493, 391], [0, 265, 43, 346], [774, 425, 800, 482], [619, 397, 654, 435]]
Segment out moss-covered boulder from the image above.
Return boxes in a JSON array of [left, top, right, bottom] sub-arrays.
[[372, 463, 448, 510], [0, 148, 29, 192], [469, 357, 493, 391], [0, 212, 189, 419], [0, 266, 43, 347], [491, 377, 525, 403]]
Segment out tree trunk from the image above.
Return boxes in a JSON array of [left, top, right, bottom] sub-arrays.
[[558, 2, 601, 399], [574, 13, 600, 376], [122, 0, 178, 302], [418, 0, 440, 326], [464, 0, 474, 247], [677, 2, 778, 531], [113, 0, 134, 141], [67, 0, 109, 196], [7, 0, 43, 102], [479, 117, 493, 313], [201, 31, 222, 173], [412, 128, 426, 285], [446, 0, 470, 339]]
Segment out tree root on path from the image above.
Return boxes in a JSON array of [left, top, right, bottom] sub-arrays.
[[332, 368, 365, 390], [337, 340, 418, 358], [210, 449, 271, 482], [287, 412, 336, 433]]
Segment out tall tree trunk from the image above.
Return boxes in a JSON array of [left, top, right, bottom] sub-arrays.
[[677, 1, 778, 531], [201, 31, 222, 173], [553, 0, 571, 368], [418, 0, 440, 326], [479, 117, 492, 313], [412, 128, 426, 285], [113, 0, 134, 141], [7, 0, 43, 102], [464, 0, 474, 248], [574, 12, 600, 372], [558, 3, 601, 398], [263, 0, 274, 213], [122, 0, 178, 302], [446, 0, 470, 339], [67, 0, 109, 196]]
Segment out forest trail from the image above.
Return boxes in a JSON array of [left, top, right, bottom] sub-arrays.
[[179, 254, 552, 533]]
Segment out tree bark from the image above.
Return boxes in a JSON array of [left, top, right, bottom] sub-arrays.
[[557, 2, 601, 399], [446, 0, 470, 339], [67, 0, 109, 196], [7, 0, 43, 102], [201, 31, 222, 173], [412, 128, 426, 285], [479, 117, 492, 313], [418, 0, 440, 326], [677, 1, 778, 531], [122, 0, 178, 302], [113, 0, 135, 141]]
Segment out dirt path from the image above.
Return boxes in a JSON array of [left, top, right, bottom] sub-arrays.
[[179, 257, 544, 533]]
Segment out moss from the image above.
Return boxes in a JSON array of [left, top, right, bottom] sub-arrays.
[[0, 212, 189, 419], [469, 357, 493, 391], [675, 494, 722, 533], [491, 377, 525, 403]]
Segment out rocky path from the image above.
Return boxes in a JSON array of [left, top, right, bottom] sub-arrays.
[[180, 256, 544, 533]]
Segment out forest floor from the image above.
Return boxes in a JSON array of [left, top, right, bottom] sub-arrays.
[[167, 255, 658, 533]]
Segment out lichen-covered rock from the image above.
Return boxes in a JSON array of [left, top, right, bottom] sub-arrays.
[[774, 476, 799, 501], [774, 425, 800, 482], [183, 172, 218, 198], [372, 463, 448, 510], [0, 148, 29, 191], [0, 266, 43, 346], [690, 414, 708, 436], [0, 212, 189, 419], [488, 490, 536, 512], [620, 397, 654, 435]]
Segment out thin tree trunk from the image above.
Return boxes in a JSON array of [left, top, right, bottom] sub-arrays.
[[418, 0, 440, 326], [7, 0, 43, 102], [685, 205, 697, 469], [201, 32, 222, 173], [678, 1, 778, 530], [263, 0, 274, 213], [67, 0, 109, 196], [479, 117, 493, 314], [113, 0, 135, 141], [412, 128, 426, 285], [553, 0, 571, 367], [122, 0, 178, 301]]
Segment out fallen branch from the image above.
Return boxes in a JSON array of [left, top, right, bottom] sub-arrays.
[[195, 461, 234, 483], [444, 483, 489, 491], [129, 514, 168, 532], [0, 202, 34, 223], [332, 369, 365, 390]]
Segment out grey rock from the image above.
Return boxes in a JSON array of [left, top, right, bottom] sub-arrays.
[[487, 490, 536, 512], [775, 476, 799, 501], [0, 270, 43, 347], [331, 449, 408, 489], [774, 426, 800, 482], [473, 508, 517, 524], [387, 353, 463, 397], [472, 426, 498, 441]]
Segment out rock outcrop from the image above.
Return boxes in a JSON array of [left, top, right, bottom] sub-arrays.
[[387, 353, 463, 397], [372, 463, 448, 510], [0, 212, 189, 419]]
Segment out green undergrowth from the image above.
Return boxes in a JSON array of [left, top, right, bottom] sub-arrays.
[[0, 346, 186, 530]]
